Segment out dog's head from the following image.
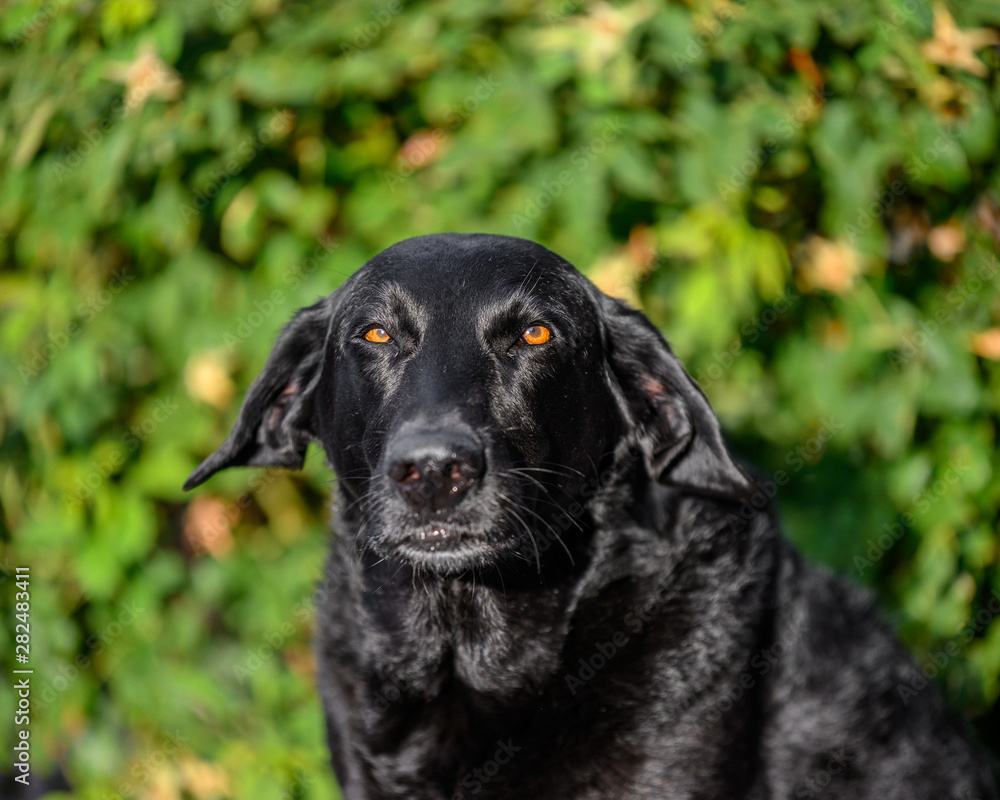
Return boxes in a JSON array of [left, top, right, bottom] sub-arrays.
[[185, 234, 749, 571]]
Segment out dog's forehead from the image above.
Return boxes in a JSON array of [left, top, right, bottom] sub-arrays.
[[345, 234, 591, 310]]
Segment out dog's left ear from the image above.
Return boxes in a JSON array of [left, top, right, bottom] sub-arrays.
[[600, 294, 750, 498], [183, 295, 335, 490]]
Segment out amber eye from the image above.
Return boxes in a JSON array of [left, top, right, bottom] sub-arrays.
[[521, 325, 551, 346], [364, 327, 391, 343]]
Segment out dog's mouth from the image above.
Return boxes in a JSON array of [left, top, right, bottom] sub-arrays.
[[400, 524, 465, 550], [367, 495, 530, 570], [387, 523, 500, 570]]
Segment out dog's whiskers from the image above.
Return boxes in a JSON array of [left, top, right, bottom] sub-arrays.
[[495, 490, 542, 574], [512, 500, 576, 564]]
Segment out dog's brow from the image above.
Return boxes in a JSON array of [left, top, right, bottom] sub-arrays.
[[478, 291, 554, 336], [375, 281, 412, 309], [351, 281, 419, 326]]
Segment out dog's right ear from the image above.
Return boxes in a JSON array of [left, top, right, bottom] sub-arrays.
[[183, 295, 335, 490], [599, 293, 751, 499]]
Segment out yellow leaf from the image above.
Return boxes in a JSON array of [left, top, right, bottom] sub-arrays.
[[105, 43, 183, 115], [184, 352, 236, 410], [920, 4, 1000, 78], [796, 236, 862, 295], [970, 328, 1000, 360]]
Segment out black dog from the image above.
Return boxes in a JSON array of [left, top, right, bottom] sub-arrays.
[[185, 234, 996, 799]]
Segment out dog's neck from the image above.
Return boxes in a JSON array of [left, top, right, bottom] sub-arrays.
[[348, 535, 593, 701]]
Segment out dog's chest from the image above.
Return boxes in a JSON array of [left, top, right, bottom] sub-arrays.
[[357, 684, 764, 800], [333, 576, 763, 800]]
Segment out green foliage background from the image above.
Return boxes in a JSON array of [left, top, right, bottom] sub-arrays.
[[2, 0, 1000, 796]]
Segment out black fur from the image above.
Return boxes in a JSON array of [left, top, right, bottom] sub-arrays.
[[185, 233, 996, 799]]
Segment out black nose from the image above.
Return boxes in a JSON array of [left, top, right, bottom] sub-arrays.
[[387, 431, 484, 513]]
